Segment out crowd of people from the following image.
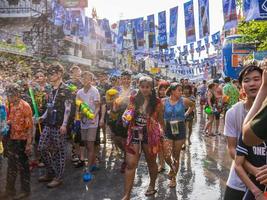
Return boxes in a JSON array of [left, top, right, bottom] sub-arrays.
[[0, 56, 266, 200]]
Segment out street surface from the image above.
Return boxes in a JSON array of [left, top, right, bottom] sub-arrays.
[[0, 111, 231, 200]]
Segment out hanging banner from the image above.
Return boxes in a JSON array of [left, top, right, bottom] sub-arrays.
[[169, 6, 178, 46], [117, 20, 127, 46], [69, 10, 82, 36], [190, 43, 195, 60], [222, 0, 238, 30], [204, 36, 210, 54], [196, 40, 202, 55], [78, 16, 85, 37], [102, 19, 112, 44], [158, 11, 168, 49], [54, 4, 65, 26], [211, 31, 221, 46], [147, 15, 156, 49], [184, 0, 196, 43], [244, 0, 267, 21], [198, 0, 210, 38], [63, 10, 71, 35], [131, 17, 145, 50]]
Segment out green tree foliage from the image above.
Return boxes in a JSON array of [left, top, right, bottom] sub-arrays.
[[237, 20, 267, 51], [235, 0, 267, 51]]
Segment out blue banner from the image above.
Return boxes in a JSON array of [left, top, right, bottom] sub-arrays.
[[78, 16, 85, 37], [63, 11, 71, 35], [158, 11, 168, 49], [147, 15, 156, 49], [54, 3, 65, 26], [169, 6, 178, 46], [198, 0, 210, 38], [131, 17, 145, 50], [222, 0, 238, 30], [244, 0, 267, 21], [117, 20, 127, 45], [102, 19, 112, 44], [184, 0, 196, 43], [211, 31, 221, 46]]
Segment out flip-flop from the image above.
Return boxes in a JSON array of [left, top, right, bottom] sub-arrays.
[[145, 188, 157, 196]]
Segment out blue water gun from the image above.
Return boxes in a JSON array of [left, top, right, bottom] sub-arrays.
[[0, 104, 9, 136]]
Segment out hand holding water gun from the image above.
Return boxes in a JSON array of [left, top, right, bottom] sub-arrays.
[[67, 83, 78, 93], [105, 88, 119, 103], [122, 108, 134, 126], [76, 99, 95, 120]]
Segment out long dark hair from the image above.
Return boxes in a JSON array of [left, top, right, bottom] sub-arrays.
[[134, 77, 158, 116]]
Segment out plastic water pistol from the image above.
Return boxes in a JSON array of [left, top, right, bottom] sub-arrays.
[[75, 100, 95, 120], [0, 102, 9, 136], [67, 83, 78, 93], [122, 108, 134, 126]]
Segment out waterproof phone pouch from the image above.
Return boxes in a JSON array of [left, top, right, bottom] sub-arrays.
[[132, 126, 143, 141], [169, 120, 180, 135]]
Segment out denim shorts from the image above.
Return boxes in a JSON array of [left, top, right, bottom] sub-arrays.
[[164, 121, 186, 141], [130, 126, 148, 144]]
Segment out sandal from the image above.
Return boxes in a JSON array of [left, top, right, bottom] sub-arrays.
[[145, 186, 157, 196]]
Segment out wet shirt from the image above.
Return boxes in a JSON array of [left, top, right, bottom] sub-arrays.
[[77, 86, 100, 129], [45, 83, 72, 127], [164, 97, 186, 121], [8, 99, 33, 140], [236, 137, 267, 191], [223, 83, 239, 107], [224, 101, 247, 191], [135, 111, 147, 127]]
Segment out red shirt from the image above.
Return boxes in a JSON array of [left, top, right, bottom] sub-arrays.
[[8, 99, 33, 140]]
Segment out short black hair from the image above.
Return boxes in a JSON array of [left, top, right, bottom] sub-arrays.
[[121, 70, 132, 77], [224, 77, 231, 83], [238, 63, 263, 84]]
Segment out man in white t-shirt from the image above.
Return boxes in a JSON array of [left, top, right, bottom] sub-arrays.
[[224, 64, 263, 199], [76, 71, 100, 170]]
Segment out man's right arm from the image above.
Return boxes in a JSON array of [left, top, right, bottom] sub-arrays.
[[226, 137, 236, 160]]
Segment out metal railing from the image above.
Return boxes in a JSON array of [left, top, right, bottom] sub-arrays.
[[0, 0, 46, 16]]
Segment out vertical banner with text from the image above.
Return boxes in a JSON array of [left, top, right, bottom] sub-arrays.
[[184, 0, 196, 44], [131, 17, 145, 50], [158, 11, 168, 49], [243, 0, 267, 21], [147, 14, 156, 49], [198, 0, 210, 38], [222, 0, 238, 30], [169, 6, 178, 46]]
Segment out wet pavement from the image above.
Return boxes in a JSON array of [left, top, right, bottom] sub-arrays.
[[0, 111, 232, 200]]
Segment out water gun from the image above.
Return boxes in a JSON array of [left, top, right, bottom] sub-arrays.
[[67, 83, 78, 93], [76, 99, 95, 120], [122, 108, 134, 126], [29, 87, 42, 133], [105, 88, 119, 103], [0, 104, 9, 136]]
